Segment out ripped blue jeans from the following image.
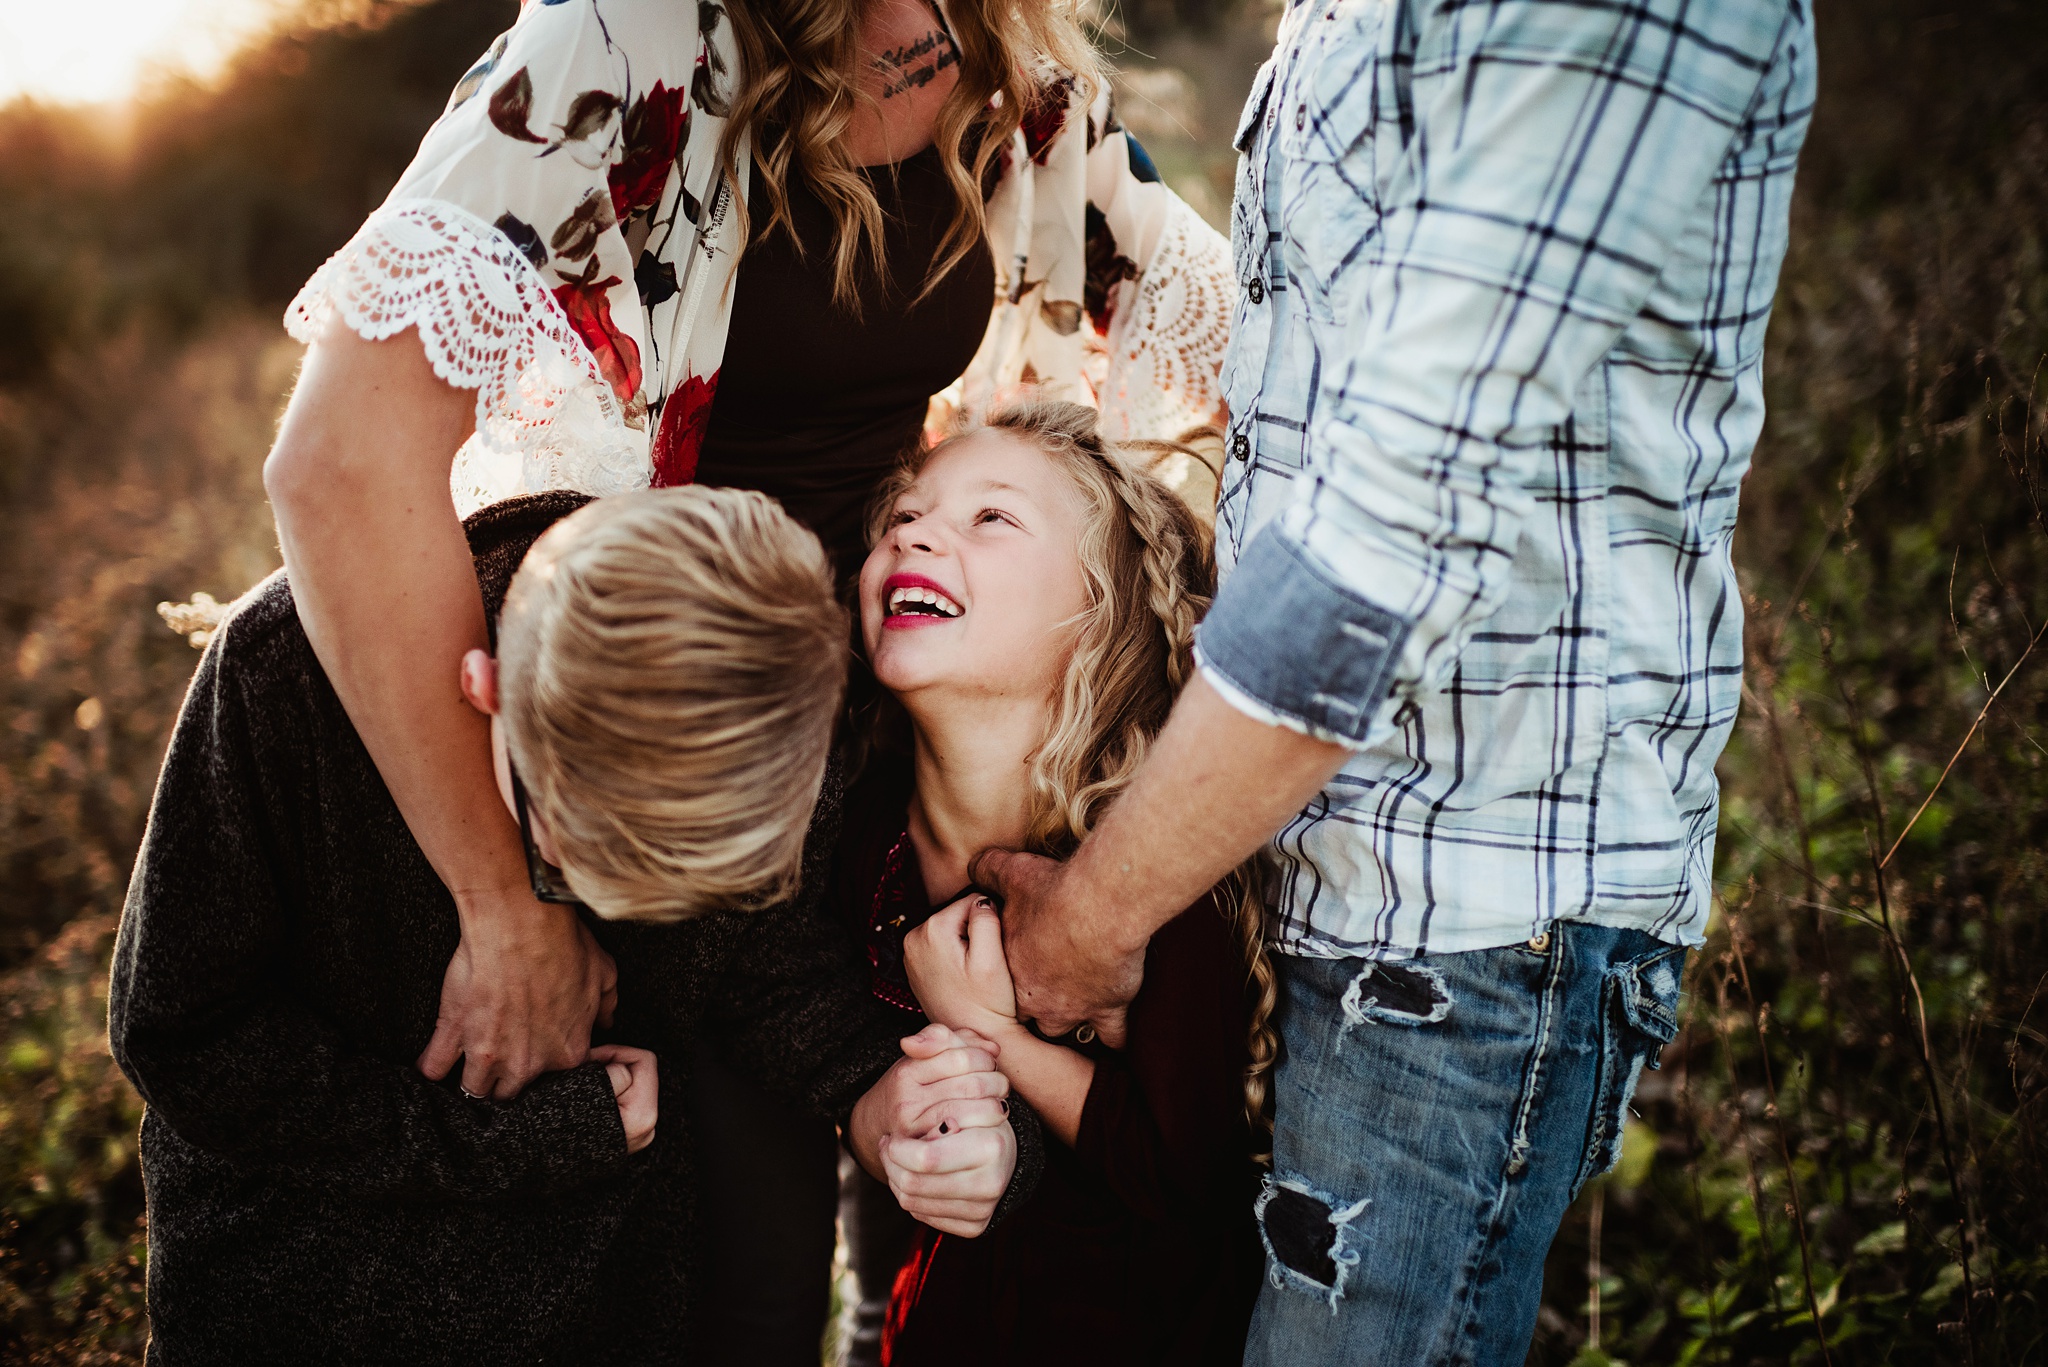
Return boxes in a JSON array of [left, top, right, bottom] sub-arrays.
[[1245, 923, 1685, 1366]]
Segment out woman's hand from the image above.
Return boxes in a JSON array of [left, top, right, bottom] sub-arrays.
[[846, 1024, 1017, 1237], [417, 899, 619, 1100], [588, 1044, 658, 1154], [904, 895, 1018, 1040]]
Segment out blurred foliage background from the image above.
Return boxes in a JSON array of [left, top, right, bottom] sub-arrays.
[[0, 0, 2044, 1362]]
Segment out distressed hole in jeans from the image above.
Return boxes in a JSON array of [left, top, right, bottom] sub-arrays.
[[1254, 1176, 1368, 1309], [1264, 1187, 1342, 1284], [1341, 960, 1453, 1028]]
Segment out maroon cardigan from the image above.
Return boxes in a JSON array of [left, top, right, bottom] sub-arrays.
[[829, 762, 1263, 1367]]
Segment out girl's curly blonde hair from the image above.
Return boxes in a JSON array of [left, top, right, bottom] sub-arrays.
[[720, 0, 1102, 308], [869, 399, 1277, 1144]]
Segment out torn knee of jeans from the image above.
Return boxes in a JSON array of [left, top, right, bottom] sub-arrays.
[[1341, 960, 1453, 1028], [1255, 1175, 1368, 1309]]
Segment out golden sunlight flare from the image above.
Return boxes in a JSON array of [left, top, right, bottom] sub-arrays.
[[0, 0, 284, 105]]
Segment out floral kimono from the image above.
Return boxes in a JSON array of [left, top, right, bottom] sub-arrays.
[[285, 0, 1233, 516]]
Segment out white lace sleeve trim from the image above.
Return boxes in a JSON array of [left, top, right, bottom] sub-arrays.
[[283, 198, 650, 517], [1098, 199, 1234, 448]]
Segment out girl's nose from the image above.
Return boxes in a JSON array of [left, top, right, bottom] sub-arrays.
[[893, 518, 940, 555]]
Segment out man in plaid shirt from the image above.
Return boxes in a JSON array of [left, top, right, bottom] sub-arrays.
[[982, 0, 1817, 1358]]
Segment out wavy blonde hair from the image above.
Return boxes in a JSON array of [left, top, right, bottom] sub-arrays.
[[499, 488, 848, 921], [869, 400, 1277, 1143], [720, 0, 1102, 307]]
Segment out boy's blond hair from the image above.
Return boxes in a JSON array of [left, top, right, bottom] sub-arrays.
[[497, 488, 847, 921]]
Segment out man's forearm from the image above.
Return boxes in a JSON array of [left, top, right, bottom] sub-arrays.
[[1065, 673, 1352, 951]]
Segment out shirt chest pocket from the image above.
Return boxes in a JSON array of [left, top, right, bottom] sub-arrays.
[[1277, 0, 1389, 318], [1229, 57, 1279, 285]]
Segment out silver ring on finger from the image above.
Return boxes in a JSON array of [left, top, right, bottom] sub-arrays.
[[460, 1086, 485, 1101]]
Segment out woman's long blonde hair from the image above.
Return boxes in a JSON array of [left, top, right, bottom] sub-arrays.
[[869, 400, 1278, 1145], [720, 0, 1101, 307]]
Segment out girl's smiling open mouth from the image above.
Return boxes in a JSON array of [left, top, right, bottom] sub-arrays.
[[883, 572, 965, 626]]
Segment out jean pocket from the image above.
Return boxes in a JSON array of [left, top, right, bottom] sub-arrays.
[[1573, 944, 1686, 1198], [1618, 945, 1685, 1048]]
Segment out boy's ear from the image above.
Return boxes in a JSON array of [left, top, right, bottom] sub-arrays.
[[458, 649, 500, 717]]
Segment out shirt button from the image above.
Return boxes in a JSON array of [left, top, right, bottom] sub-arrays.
[[1247, 277, 1266, 305], [1295, 104, 1307, 131], [1230, 432, 1251, 462]]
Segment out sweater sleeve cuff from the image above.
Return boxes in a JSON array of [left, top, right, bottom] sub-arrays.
[[1195, 524, 1411, 748], [986, 1094, 1046, 1232], [522, 1061, 634, 1174], [825, 1036, 910, 1131], [1068, 1055, 1127, 1179]]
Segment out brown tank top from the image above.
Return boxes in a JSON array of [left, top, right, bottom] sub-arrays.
[[695, 143, 996, 584]]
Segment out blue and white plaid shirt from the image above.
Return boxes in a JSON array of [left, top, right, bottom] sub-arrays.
[[1195, 0, 1817, 960]]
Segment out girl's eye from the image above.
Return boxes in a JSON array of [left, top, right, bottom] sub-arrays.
[[891, 509, 917, 526], [976, 509, 1011, 526]]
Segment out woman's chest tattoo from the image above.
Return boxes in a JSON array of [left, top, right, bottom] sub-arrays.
[[872, 28, 960, 99]]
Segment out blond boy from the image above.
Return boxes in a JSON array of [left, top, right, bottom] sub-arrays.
[[111, 489, 1021, 1367]]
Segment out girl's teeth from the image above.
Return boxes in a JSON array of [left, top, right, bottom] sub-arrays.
[[887, 585, 961, 617]]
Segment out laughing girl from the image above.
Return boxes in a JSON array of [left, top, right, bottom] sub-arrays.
[[837, 401, 1269, 1366]]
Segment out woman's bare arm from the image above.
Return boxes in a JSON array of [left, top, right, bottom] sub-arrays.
[[265, 320, 614, 1100]]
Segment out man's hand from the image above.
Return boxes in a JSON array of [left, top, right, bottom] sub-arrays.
[[589, 1044, 658, 1154], [849, 1024, 1017, 1236], [976, 676, 1351, 1048], [975, 850, 1146, 1048], [417, 892, 619, 1100]]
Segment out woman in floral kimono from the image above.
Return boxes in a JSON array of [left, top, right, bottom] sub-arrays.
[[264, 0, 1231, 1359]]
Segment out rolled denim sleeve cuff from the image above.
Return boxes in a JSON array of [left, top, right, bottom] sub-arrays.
[[1195, 525, 1411, 748]]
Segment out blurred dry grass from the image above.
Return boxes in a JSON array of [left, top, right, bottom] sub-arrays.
[[0, 6, 529, 1355], [2, 325, 294, 959], [0, 0, 2043, 1362], [0, 321, 293, 1361]]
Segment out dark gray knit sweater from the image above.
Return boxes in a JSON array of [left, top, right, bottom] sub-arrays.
[[108, 494, 952, 1366]]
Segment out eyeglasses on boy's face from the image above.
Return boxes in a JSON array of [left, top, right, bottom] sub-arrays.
[[507, 759, 584, 907]]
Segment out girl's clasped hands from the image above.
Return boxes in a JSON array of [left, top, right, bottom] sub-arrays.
[[849, 1020, 1017, 1237]]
